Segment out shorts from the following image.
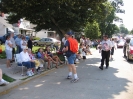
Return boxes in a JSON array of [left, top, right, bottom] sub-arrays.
[[67, 54, 76, 64], [5, 49, 12, 60]]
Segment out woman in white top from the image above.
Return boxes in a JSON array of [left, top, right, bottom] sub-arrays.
[[20, 36, 27, 51], [5, 35, 13, 68]]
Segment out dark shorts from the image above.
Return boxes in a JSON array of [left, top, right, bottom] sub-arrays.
[[67, 54, 76, 64]]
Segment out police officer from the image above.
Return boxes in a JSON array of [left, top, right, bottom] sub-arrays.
[[99, 35, 112, 70]]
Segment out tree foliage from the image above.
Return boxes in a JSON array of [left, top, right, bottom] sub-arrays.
[[130, 29, 133, 34], [119, 24, 129, 34], [98, 0, 124, 37], [1, 0, 107, 38], [84, 21, 101, 39]]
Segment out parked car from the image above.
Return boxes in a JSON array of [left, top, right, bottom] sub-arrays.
[[0, 33, 11, 45], [33, 38, 61, 46], [123, 38, 133, 61], [117, 39, 125, 48]]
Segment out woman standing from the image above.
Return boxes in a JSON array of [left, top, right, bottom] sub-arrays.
[[20, 36, 27, 51], [5, 35, 13, 68]]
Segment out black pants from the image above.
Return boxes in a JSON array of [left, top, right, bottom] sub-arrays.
[[101, 50, 110, 67], [111, 47, 114, 55]]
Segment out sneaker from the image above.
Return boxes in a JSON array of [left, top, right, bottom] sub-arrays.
[[66, 75, 72, 79], [106, 66, 109, 69], [0, 79, 9, 86], [30, 70, 34, 76], [71, 78, 79, 83], [99, 66, 103, 70], [27, 71, 32, 77]]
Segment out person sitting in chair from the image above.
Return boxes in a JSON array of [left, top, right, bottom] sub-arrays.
[[27, 48, 44, 72], [20, 46, 35, 77], [46, 46, 63, 64], [37, 48, 57, 69]]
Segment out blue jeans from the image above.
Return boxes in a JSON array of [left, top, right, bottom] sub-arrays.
[[67, 54, 76, 64], [16, 45, 22, 53], [22, 61, 35, 69]]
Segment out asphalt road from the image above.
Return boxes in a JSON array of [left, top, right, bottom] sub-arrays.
[[0, 49, 133, 99]]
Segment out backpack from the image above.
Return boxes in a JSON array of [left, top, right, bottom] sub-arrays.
[[67, 37, 78, 53]]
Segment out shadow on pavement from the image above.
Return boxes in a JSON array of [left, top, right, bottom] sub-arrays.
[[0, 57, 132, 99]]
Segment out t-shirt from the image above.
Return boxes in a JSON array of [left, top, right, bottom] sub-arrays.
[[65, 40, 75, 57], [111, 41, 115, 47], [62, 37, 67, 45], [87, 40, 91, 46], [20, 40, 27, 49], [15, 37, 21, 46], [10, 37, 16, 48], [5, 40, 12, 51], [80, 38, 84, 44], [101, 40, 112, 51]]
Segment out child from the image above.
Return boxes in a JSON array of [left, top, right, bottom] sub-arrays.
[[86, 45, 92, 55]]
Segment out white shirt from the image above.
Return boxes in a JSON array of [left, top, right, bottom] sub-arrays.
[[20, 40, 27, 49], [80, 38, 84, 43], [62, 37, 67, 45], [101, 40, 112, 51], [82, 51, 86, 56], [10, 37, 16, 48], [5, 40, 12, 51], [20, 51, 31, 62], [111, 41, 115, 47]]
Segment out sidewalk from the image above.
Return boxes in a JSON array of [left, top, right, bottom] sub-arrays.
[[0, 48, 97, 95]]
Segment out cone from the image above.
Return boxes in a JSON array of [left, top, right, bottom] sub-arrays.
[[0, 45, 2, 54]]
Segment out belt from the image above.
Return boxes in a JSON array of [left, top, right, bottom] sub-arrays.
[[102, 50, 110, 52]]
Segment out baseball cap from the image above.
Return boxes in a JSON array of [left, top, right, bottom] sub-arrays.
[[66, 31, 73, 36]]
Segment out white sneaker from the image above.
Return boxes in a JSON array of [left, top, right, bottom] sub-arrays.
[[30, 70, 34, 76], [27, 71, 32, 77], [0, 79, 9, 85]]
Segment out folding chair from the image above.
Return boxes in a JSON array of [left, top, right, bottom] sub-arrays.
[[14, 54, 25, 76]]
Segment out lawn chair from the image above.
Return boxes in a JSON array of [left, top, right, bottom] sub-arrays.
[[14, 54, 25, 76]]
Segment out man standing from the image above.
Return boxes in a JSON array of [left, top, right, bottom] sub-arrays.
[[10, 32, 16, 61], [15, 34, 22, 53], [99, 35, 112, 70], [28, 37, 33, 51], [63, 31, 79, 83]]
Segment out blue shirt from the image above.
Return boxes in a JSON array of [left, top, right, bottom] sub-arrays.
[[15, 37, 21, 46], [65, 40, 75, 57], [37, 52, 44, 59]]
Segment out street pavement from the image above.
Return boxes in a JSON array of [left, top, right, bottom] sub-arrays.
[[0, 49, 133, 99]]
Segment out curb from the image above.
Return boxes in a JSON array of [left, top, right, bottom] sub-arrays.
[[0, 49, 96, 96], [0, 66, 64, 96]]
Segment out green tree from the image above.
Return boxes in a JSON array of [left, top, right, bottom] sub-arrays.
[[84, 21, 101, 39], [119, 24, 129, 34], [98, 0, 124, 37], [130, 29, 133, 34], [1, 0, 107, 38]]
